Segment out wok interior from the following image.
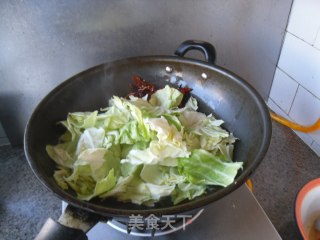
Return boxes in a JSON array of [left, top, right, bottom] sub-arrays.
[[25, 57, 270, 214]]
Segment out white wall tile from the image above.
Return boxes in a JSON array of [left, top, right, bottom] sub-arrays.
[[294, 131, 314, 147], [315, 29, 320, 50], [278, 33, 320, 99], [311, 141, 320, 157], [289, 86, 320, 124], [271, 0, 320, 155], [289, 86, 320, 142], [310, 129, 320, 144], [267, 98, 290, 118], [268, 98, 314, 146], [287, 0, 320, 44], [269, 68, 298, 113]]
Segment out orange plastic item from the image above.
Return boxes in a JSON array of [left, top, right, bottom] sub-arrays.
[[270, 112, 320, 133], [246, 179, 253, 192]]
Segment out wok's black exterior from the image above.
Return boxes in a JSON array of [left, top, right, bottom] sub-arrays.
[[24, 41, 272, 218]]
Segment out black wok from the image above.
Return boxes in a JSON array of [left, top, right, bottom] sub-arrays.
[[24, 40, 271, 239]]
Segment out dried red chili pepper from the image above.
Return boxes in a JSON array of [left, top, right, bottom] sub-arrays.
[[178, 86, 193, 108], [127, 76, 193, 108], [178, 87, 192, 95], [127, 75, 157, 99]]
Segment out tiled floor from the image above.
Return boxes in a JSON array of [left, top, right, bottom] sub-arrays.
[[1, 121, 319, 239]]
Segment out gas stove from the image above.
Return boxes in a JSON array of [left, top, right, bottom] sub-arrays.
[[62, 185, 281, 239]]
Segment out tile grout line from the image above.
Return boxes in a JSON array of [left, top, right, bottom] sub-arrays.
[[277, 66, 320, 102], [270, 2, 320, 156], [268, 98, 317, 150], [311, 140, 320, 148], [268, 97, 291, 118], [275, 66, 301, 114], [312, 25, 320, 46], [269, 99, 318, 153], [286, 30, 320, 52], [272, 67, 299, 115], [298, 83, 320, 102], [314, 36, 320, 50], [277, 66, 300, 85], [266, 0, 294, 99], [277, 33, 320, 101], [287, 83, 320, 133], [287, 83, 300, 115]]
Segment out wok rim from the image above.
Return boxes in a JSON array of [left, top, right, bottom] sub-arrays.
[[24, 55, 272, 217]]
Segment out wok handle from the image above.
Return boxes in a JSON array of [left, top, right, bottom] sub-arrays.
[[35, 218, 88, 240], [34, 204, 104, 240], [174, 40, 216, 64]]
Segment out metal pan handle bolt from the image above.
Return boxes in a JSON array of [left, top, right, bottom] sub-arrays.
[[165, 66, 173, 73]]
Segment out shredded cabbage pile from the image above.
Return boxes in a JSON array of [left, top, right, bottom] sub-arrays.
[[46, 85, 242, 206]]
